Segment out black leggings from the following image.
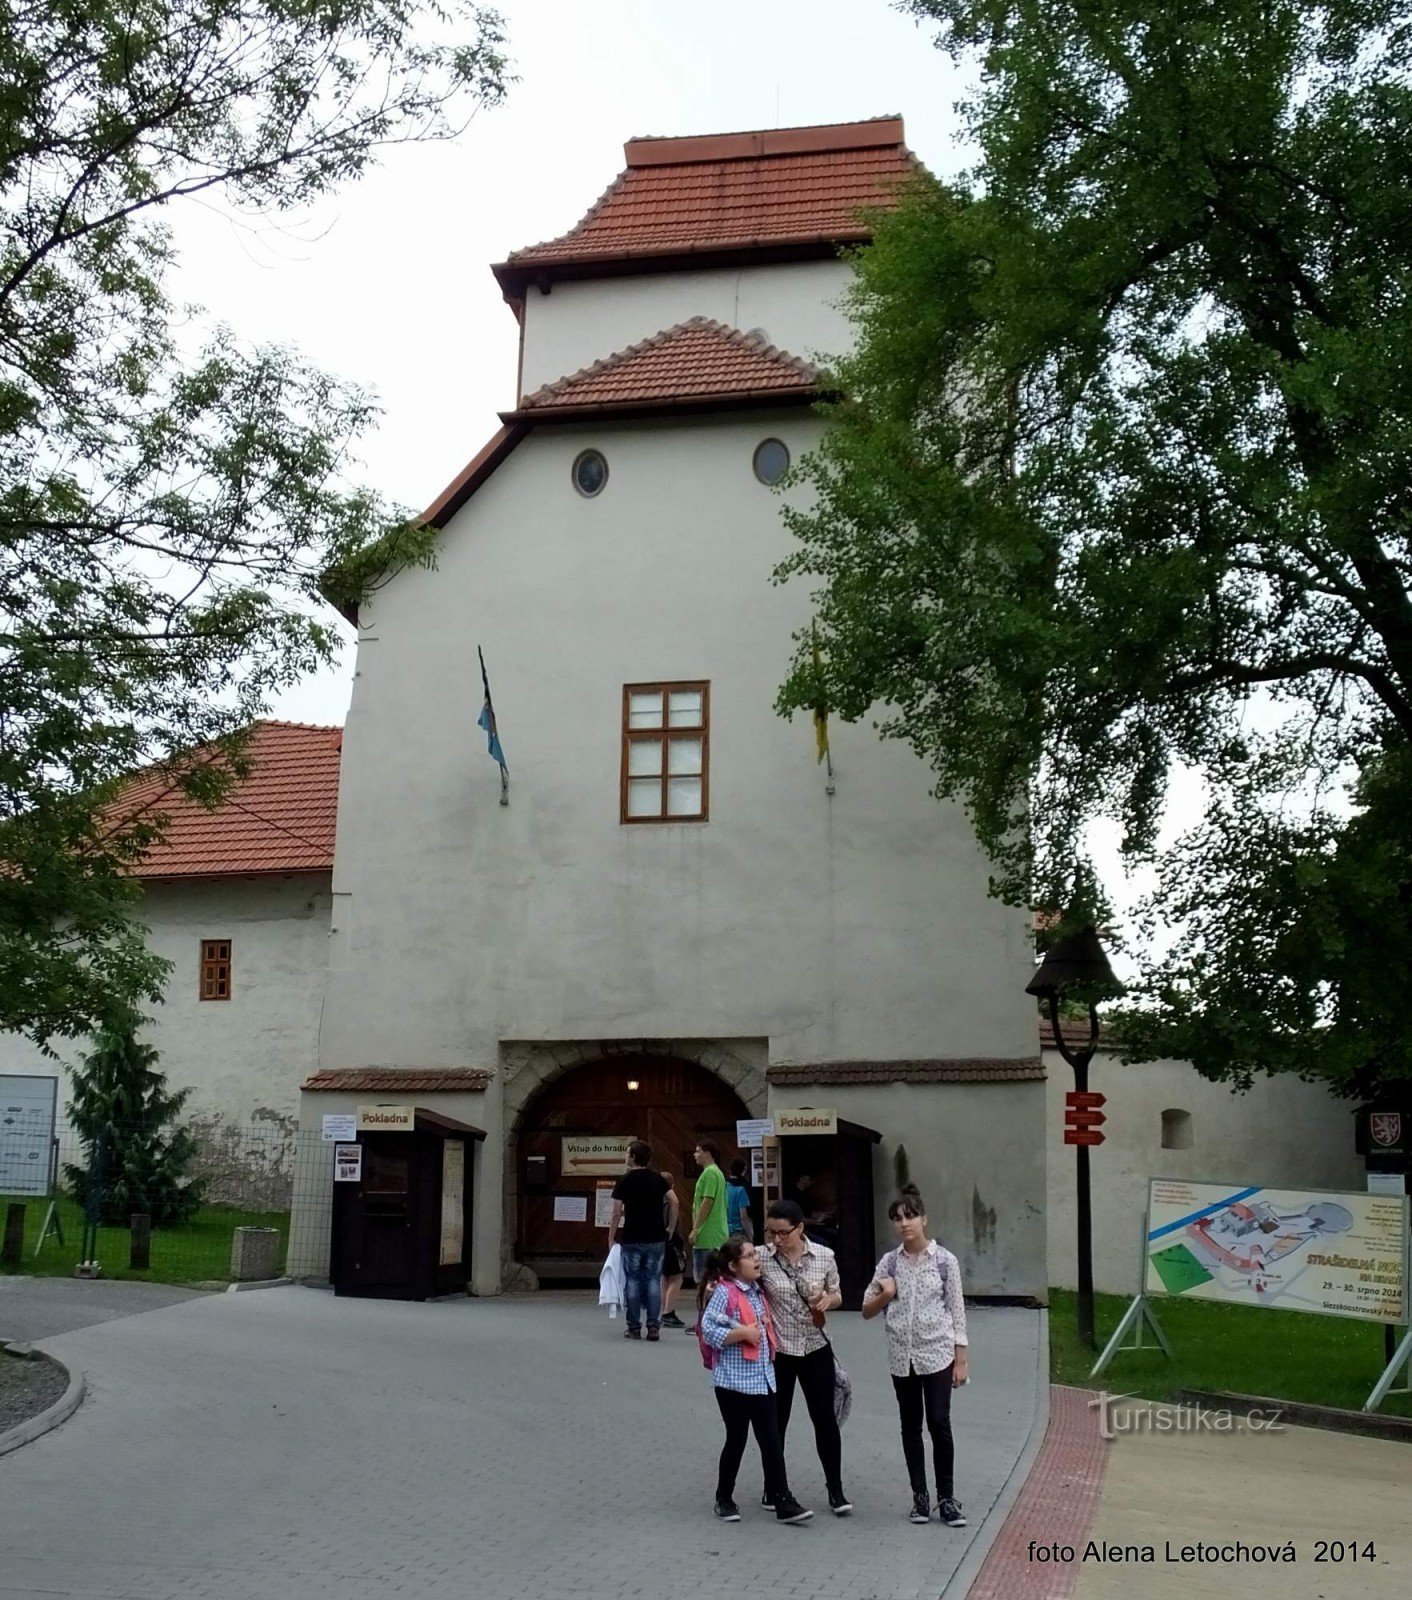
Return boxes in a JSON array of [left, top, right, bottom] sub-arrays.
[[776, 1345, 843, 1493], [715, 1388, 790, 1504], [891, 1363, 955, 1500]]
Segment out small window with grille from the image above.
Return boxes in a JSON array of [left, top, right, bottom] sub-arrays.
[[200, 939, 232, 1001], [621, 682, 709, 823]]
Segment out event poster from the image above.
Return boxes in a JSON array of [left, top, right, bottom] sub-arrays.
[[1144, 1179, 1408, 1324], [0, 1075, 58, 1197]]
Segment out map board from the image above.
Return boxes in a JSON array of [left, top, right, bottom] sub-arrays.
[[0, 1075, 58, 1197], [1144, 1178, 1408, 1324]]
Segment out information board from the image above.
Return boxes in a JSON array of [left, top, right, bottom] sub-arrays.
[[1144, 1178, 1408, 1324], [0, 1075, 58, 1197]]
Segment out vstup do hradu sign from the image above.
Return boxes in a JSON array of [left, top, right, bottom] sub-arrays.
[[1143, 1179, 1408, 1324], [561, 1136, 635, 1177]]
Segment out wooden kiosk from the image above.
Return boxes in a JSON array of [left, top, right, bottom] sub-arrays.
[[764, 1108, 882, 1310], [331, 1107, 486, 1300]]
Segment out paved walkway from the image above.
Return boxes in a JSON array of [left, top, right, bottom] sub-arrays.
[[967, 1386, 1412, 1600], [0, 1287, 1044, 1600], [0, 1276, 208, 1343]]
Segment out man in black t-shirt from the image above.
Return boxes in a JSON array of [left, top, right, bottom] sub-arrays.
[[610, 1140, 669, 1341]]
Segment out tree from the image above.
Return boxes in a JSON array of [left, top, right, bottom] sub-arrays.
[[0, 2, 510, 1050], [776, 0, 1412, 1093], [66, 1022, 203, 1225]]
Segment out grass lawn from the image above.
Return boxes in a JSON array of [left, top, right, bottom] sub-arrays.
[[0, 1192, 288, 1285], [1050, 1286, 1412, 1418]]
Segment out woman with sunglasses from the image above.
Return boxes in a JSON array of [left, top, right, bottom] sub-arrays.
[[758, 1200, 851, 1515]]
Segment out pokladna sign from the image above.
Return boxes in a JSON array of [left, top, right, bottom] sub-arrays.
[[1144, 1179, 1407, 1324]]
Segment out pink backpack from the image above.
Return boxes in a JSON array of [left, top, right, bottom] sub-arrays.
[[697, 1281, 774, 1370]]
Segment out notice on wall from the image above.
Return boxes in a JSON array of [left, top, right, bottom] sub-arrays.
[[1367, 1172, 1406, 1198], [595, 1184, 617, 1230], [735, 1117, 774, 1149], [440, 1140, 465, 1266], [334, 1143, 363, 1183], [553, 1195, 589, 1223], [750, 1144, 780, 1191], [773, 1107, 837, 1137], [0, 1074, 57, 1197], [560, 1135, 634, 1178], [321, 1113, 357, 1143], [1144, 1179, 1408, 1324]]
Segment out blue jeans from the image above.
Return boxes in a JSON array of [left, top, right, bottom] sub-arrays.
[[622, 1241, 664, 1332]]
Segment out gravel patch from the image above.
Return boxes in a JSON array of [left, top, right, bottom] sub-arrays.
[[0, 1351, 68, 1433]]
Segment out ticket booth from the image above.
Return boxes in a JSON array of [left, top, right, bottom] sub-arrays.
[[770, 1108, 881, 1310], [331, 1107, 486, 1300]]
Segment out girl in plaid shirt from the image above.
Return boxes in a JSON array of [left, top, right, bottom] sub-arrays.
[[698, 1237, 813, 1525]]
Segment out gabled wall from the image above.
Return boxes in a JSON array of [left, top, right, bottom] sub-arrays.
[[516, 261, 855, 395]]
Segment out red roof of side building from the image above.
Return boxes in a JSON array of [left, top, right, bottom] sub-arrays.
[[505, 318, 818, 420], [492, 116, 918, 297], [105, 721, 341, 880]]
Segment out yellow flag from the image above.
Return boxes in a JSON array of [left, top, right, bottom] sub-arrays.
[[811, 627, 830, 766]]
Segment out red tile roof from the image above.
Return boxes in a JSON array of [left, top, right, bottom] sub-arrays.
[[493, 117, 918, 292], [508, 318, 817, 418], [105, 721, 341, 880]]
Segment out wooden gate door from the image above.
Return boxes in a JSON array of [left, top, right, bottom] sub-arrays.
[[516, 1056, 748, 1279]]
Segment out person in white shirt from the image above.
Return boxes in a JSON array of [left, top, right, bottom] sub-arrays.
[[862, 1186, 969, 1528]]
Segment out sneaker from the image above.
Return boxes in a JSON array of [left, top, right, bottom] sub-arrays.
[[624, 1328, 641, 1340], [938, 1497, 967, 1528], [646, 1327, 660, 1342], [828, 1486, 854, 1515], [714, 1499, 741, 1522], [774, 1497, 814, 1525], [760, 1492, 775, 1511], [661, 1311, 685, 1329], [909, 1492, 931, 1524]]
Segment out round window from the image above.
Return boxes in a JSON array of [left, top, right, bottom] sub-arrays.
[[753, 437, 790, 485], [572, 448, 608, 498]]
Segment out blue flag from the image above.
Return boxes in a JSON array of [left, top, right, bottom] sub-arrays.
[[477, 646, 509, 802]]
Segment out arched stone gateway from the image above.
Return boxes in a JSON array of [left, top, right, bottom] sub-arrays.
[[502, 1041, 766, 1285]]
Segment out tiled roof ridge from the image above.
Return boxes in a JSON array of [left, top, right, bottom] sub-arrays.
[[625, 114, 906, 159], [519, 317, 815, 409]]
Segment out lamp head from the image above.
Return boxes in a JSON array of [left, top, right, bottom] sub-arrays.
[[1025, 925, 1121, 999]]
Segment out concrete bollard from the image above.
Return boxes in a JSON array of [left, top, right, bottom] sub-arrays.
[[229, 1226, 281, 1282], [129, 1213, 151, 1270], [2, 1203, 24, 1265]]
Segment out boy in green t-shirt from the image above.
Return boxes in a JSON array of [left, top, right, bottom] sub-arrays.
[[689, 1139, 729, 1285]]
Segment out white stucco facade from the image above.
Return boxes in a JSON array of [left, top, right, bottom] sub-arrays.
[[1044, 1051, 1365, 1295], [309, 248, 1041, 1294], [0, 874, 331, 1128]]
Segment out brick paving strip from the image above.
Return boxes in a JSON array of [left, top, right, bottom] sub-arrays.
[[965, 1386, 1110, 1600]]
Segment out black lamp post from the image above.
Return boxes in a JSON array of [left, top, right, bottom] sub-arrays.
[[1027, 925, 1121, 1352]]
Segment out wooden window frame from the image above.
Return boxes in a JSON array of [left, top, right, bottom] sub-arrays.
[[620, 681, 710, 824], [199, 938, 232, 1001]]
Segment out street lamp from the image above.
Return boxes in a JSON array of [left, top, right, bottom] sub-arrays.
[[1027, 925, 1121, 1351]]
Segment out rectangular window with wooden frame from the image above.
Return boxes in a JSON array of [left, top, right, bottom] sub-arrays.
[[621, 682, 709, 823], [200, 939, 232, 1001]]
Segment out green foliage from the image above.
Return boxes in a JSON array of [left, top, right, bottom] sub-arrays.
[[777, 0, 1412, 1092], [66, 1024, 203, 1226], [0, 2, 509, 1048]]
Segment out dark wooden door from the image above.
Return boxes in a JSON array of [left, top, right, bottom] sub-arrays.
[[517, 1056, 747, 1278]]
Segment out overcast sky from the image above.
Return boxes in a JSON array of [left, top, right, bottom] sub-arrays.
[[165, 0, 979, 727]]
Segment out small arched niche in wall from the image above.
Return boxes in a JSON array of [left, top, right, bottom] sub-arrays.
[[1161, 1108, 1193, 1150]]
